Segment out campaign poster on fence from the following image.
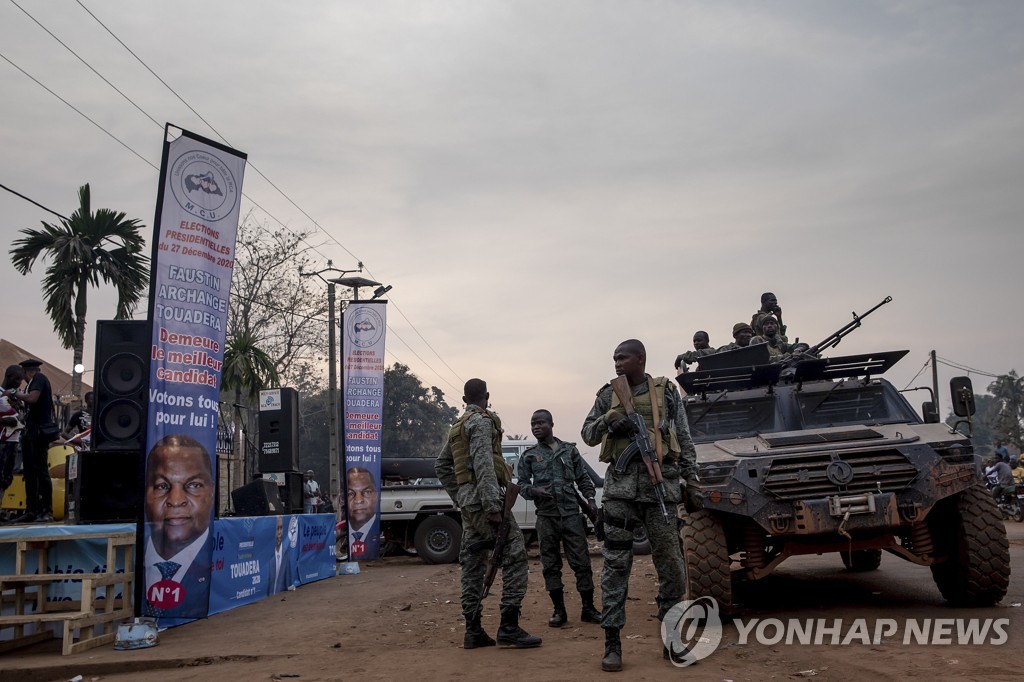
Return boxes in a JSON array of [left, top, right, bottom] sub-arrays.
[[342, 300, 387, 561], [142, 127, 246, 620], [208, 515, 298, 615]]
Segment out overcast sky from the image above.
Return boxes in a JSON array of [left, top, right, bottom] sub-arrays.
[[2, 1, 1022, 456]]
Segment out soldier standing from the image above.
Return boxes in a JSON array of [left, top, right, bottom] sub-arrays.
[[581, 339, 698, 672], [518, 409, 600, 628], [435, 378, 542, 650]]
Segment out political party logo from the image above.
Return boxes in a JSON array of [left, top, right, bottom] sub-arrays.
[[170, 149, 238, 222], [661, 596, 724, 667], [349, 307, 384, 348], [288, 516, 299, 549]]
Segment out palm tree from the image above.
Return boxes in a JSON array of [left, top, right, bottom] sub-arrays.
[[10, 184, 149, 401], [987, 371, 1024, 449], [222, 330, 280, 506]]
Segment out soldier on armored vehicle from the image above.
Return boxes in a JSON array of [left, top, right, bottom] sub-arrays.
[[677, 297, 1010, 613]]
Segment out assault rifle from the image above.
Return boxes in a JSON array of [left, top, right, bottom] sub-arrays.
[[609, 376, 671, 523], [480, 480, 521, 602], [806, 296, 892, 357]]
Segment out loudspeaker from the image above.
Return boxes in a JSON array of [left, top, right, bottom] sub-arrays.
[[65, 451, 143, 524], [93, 320, 150, 452], [279, 471, 303, 513], [231, 479, 284, 516], [257, 388, 299, 472]]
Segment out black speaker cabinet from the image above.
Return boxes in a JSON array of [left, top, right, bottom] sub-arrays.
[[231, 479, 284, 516], [257, 388, 299, 472], [66, 450, 143, 524], [279, 471, 303, 513], [93, 320, 150, 452]]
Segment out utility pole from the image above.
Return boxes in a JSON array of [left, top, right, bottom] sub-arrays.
[[301, 261, 362, 502], [931, 349, 940, 416]]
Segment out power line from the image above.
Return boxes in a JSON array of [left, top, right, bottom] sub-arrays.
[[10, 3, 462, 390], [9, 0, 161, 128], [936, 356, 1003, 379], [74, 0, 462, 389], [901, 356, 931, 391], [0, 50, 159, 171], [0, 182, 69, 221]]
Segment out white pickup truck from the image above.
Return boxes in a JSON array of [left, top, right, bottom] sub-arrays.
[[379, 440, 609, 563]]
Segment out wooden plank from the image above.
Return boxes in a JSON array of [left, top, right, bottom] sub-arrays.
[[0, 531, 135, 545], [0, 611, 89, 624], [0, 631, 52, 654], [64, 630, 117, 656], [1, 572, 111, 584]]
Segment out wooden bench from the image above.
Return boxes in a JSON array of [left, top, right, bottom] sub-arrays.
[[0, 529, 135, 655]]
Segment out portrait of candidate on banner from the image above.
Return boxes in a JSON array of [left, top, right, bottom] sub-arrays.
[[143, 434, 215, 618], [346, 466, 380, 560], [268, 514, 299, 595]]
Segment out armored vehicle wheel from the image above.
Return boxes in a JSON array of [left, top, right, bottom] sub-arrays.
[[414, 515, 461, 564], [928, 485, 1010, 606], [840, 548, 882, 572], [680, 509, 733, 613]]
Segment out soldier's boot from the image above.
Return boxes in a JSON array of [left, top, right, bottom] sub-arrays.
[[496, 606, 542, 648], [464, 612, 496, 649], [548, 589, 568, 627], [601, 628, 622, 672], [580, 589, 601, 624]]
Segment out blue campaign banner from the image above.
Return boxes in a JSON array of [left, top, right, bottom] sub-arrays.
[[207, 515, 334, 615], [296, 515, 337, 584], [208, 515, 300, 616], [142, 129, 247, 620], [342, 301, 387, 560]]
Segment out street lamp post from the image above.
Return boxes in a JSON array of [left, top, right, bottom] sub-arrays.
[[301, 261, 362, 503]]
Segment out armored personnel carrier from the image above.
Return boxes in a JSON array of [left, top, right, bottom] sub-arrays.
[[678, 343, 1010, 613]]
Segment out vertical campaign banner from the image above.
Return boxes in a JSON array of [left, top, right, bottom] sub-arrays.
[[342, 301, 386, 560], [142, 128, 246, 619]]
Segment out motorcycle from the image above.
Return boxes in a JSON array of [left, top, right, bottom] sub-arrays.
[[988, 476, 1024, 522]]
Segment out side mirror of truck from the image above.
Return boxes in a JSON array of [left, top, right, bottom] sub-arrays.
[[921, 401, 940, 424], [949, 376, 975, 417]]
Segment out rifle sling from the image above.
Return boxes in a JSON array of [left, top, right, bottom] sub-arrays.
[[647, 376, 664, 461]]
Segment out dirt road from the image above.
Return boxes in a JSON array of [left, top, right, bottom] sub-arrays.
[[6, 525, 1023, 682]]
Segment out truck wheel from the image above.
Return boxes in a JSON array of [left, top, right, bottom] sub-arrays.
[[840, 549, 882, 572], [929, 485, 1010, 606], [632, 525, 651, 555], [681, 509, 733, 614], [414, 515, 461, 564]]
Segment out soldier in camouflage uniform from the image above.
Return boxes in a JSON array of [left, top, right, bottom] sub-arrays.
[[519, 409, 600, 628], [750, 315, 800, 360], [674, 330, 716, 371], [715, 322, 754, 352], [581, 339, 698, 672], [751, 291, 789, 341], [435, 378, 542, 650]]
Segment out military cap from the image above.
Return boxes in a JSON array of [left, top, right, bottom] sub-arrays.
[[18, 358, 43, 368], [732, 323, 753, 336]]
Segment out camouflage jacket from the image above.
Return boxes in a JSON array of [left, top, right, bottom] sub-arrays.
[[435, 405, 504, 515], [518, 439, 596, 517], [751, 310, 789, 342], [580, 376, 698, 484]]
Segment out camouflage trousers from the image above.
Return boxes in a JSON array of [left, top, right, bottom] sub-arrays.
[[459, 506, 529, 619], [536, 513, 594, 593], [600, 498, 684, 630]]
